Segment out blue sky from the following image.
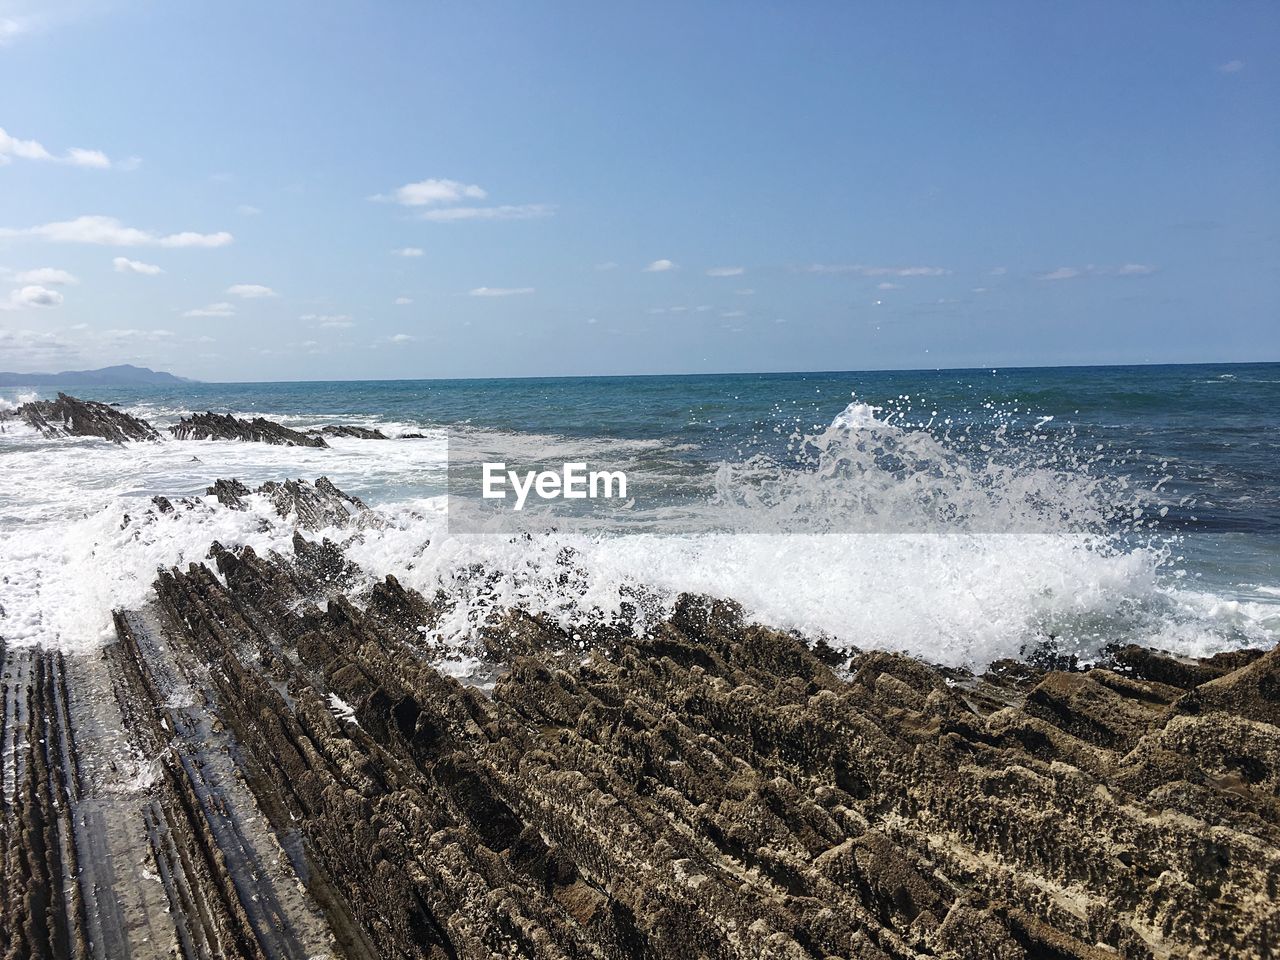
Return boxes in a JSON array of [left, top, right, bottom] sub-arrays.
[[0, 1, 1276, 381]]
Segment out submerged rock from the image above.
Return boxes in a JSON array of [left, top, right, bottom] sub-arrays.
[[171, 410, 328, 446], [3, 392, 160, 442]]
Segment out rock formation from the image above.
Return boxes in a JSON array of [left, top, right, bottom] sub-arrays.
[[203, 475, 378, 530], [317, 424, 389, 440], [171, 411, 329, 447], [2, 478, 1276, 959], [1, 392, 160, 442]]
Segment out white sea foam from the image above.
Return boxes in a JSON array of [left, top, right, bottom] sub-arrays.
[[0, 391, 39, 412], [0, 400, 1275, 668]]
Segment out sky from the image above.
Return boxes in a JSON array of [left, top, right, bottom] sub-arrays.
[[0, 1, 1276, 382]]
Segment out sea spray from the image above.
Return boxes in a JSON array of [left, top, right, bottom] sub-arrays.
[[0, 381, 1275, 666]]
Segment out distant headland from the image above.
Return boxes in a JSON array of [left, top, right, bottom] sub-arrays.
[[0, 364, 196, 387]]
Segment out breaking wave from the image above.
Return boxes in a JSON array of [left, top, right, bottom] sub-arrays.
[[0, 397, 1275, 668]]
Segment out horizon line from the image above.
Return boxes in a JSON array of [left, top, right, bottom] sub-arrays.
[[192, 356, 1280, 386], [5, 356, 1279, 388]]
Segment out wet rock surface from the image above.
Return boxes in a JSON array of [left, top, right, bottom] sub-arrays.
[[2, 481, 1277, 959], [1, 392, 161, 442], [315, 425, 389, 440], [204, 475, 379, 530], [171, 411, 329, 447]]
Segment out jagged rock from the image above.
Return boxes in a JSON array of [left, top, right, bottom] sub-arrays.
[[171, 411, 328, 447], [4, 392, 160, 442], [259, 476, 374, 530], [7, 532, 1277, 959], [205, 477, 252, 508], [204, 475, 379, 530], [316, 424, 388, 440]]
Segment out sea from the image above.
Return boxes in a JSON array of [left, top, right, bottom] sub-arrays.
[[1, 362, 1277, 669]]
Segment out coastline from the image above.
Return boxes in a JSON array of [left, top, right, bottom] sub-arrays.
[[4, 519, 1276, 958], [1, 394, 1278, 958]]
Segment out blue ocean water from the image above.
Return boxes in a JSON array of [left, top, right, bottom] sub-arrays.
[[87, 360, 1280, 527], [2, 361, 1277, 662]]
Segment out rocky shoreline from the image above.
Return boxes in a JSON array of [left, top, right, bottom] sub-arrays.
[[0, 393, 396, 446], [1, 475, 1277, 959], [0, 392, 161, 443]]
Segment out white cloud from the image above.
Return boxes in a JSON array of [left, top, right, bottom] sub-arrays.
[[0, 215, 232, 247], [390, 333, 416, 343], [0, 126, 114, 168], [0, 327, 80, 365], [394, 296, 413, 305], [9, 285, 63, 308], [236, 205, 262, 216], [183, 302, 236, 318], [0, 127, 51, 162], [800, 263, 950, 277], [643, 259, 677, 273], [418, 203, 553, 222], [1038, 263, 1157, 281], [1218, 59, 1245, 74], [375, 178, 552, 224], [113, 256, 163, 275], [302, 313, 356, 329], [381, 178, 487, 206], [990, 266, 1008, 276], [735, 288, 756, 296], [720, 310, 745, 318], [469, 286, 534, 297], [154, 229, 234, 248], [0, 18, 30, 45], [14, 267, 77, 285], [876, 281, 901, 290], [394, 247, 424, 257], [64, 147, 110, 169], [706, 266, 745, 277], [226, 283, 277, 298], [103, 328, 175, 340]]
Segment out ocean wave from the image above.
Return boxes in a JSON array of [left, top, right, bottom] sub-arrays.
[[1, 398, 1274, 667]]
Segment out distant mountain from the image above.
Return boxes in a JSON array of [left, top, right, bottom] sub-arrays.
[[0, 364, 196, 387]]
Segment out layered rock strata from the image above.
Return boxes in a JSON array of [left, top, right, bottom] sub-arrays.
[[170, 412, 329, 447], [2, 481, 1277, 959], [1, 392, 160, 442]]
